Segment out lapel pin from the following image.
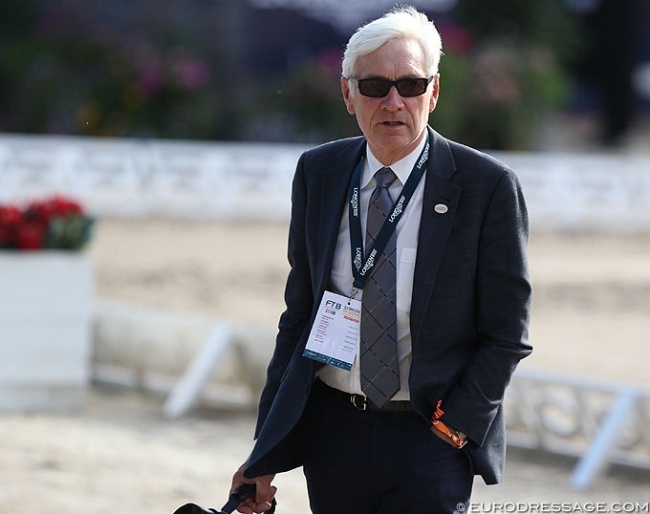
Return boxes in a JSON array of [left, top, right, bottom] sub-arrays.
[[434, 203, 448, 214]]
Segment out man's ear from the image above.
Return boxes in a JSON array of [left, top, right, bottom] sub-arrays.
[[341, 76, 355, 115]]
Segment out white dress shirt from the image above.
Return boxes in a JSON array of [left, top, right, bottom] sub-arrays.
[[317, 136, 427, 400]]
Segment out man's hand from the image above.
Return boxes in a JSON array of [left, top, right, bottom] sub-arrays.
[[231, 461, 276, 514]]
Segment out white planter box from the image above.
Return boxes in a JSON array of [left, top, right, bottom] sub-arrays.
[[0, 252, 93, 412]]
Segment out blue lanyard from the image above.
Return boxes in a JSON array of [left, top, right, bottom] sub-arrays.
[[348, 137, 430, 296]]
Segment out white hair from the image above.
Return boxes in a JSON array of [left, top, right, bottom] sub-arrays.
[[341, 5, 443, 78]]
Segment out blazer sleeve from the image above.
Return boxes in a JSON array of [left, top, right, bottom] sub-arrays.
[[253, 152, 314, 438], [441, 166, 533, 446]]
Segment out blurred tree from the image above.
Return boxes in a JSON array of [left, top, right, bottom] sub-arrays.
[[241, 1, 581, 149], [0, 0, 233, 139], [433, 0, 581, 149], [242, 48, 359, 143], [0, 0, 45, 131], [0, 0, 582, 149], [456, 0, 578, 55]]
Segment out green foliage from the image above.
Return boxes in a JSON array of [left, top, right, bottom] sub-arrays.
[[0, 0, 581, 149], [246, 0, 579, 149], [429, 52, 472, 142], [250, 55, 359, 142], [0, 2, 222, 139], [45, 215, 95, 251], [433, 43, 570, 150], [433, 0, 580, 149], [456, 0, 582, 60]]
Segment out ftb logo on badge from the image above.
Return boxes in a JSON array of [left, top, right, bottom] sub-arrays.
[[325, 299, 342, 315]]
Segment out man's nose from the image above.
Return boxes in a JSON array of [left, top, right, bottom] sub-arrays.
[[381, 86, 405, 109]]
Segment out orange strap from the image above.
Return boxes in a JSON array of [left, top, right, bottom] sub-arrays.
[[431, 400, 467, 448]]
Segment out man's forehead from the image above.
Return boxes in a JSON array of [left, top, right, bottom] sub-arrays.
[[353, 39, 428, 77]]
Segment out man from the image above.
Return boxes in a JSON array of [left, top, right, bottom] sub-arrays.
[[231, 6, 532, 513]]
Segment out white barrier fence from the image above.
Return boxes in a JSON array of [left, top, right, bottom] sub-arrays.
[[1, 133, 649, 231], [0, 133, 302, 222], [505, 369, 650, 490]]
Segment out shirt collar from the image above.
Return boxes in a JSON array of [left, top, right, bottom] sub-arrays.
[[361, 135, 428, 189]]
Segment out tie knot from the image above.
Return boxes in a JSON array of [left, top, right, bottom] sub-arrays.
[[375, 167, 397, 189]]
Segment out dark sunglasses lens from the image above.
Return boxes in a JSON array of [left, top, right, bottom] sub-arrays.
[[357, 78, 429, 97], [358, 80, 391, 97], [397, 78, 427, 97]]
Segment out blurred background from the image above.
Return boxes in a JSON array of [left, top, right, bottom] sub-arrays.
[[1, 1, 649, 513], [1, 0, 649, 149]]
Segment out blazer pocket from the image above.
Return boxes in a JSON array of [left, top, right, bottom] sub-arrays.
[[397, 247, 417, 320]]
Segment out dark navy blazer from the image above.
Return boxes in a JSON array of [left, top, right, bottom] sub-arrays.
[[244, 126, 533, 485]]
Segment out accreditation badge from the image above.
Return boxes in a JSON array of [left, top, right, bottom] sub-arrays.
[[303, 290, 361, 371]]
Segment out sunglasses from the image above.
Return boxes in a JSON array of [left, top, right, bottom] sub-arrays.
[[348, 76, 434, 98]]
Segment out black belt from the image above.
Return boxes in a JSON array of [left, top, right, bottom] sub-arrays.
[[317, 379, 414, 413]]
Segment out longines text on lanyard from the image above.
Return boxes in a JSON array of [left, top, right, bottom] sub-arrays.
[[348, 136, 430, 299]]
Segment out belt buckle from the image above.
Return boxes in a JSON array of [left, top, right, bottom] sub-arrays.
[[350, 394, 367, 411]]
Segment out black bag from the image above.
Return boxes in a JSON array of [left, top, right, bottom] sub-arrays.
[[173, 483, 277, 514]]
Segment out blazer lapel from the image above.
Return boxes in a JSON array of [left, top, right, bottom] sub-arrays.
[[316, 137, 366, 296], [410, 128, 462, 340]]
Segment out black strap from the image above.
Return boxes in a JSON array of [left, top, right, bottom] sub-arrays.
[[172, 483, 277, 514]]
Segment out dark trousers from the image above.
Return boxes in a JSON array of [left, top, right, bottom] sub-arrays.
[[302, 380, 474, 514]]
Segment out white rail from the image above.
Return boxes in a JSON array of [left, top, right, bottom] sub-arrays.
[[1, 133, 649, 231], [506, 368, 650, 489]]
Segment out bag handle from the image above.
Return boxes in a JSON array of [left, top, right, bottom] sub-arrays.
[[173, 483, 277, 514]]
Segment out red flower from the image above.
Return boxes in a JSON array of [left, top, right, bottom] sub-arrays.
[[48, 195, 83, 217], [0, 205, 22, 226], [24, 196, 82, 224], [0, 205, 22, 247], [15, 221, 46, 251]]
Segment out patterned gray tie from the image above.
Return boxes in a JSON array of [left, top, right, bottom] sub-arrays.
[[360, 166, 400, 408]]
